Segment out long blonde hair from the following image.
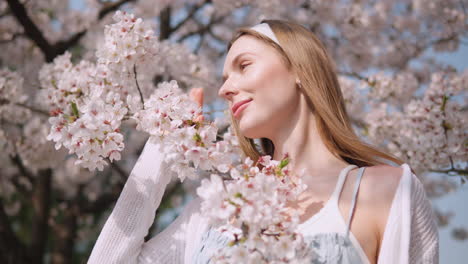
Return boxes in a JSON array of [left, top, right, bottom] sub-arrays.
[[226, 19, 404, 168]]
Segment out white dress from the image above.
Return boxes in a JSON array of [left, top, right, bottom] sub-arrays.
[[192, 165, 370, 263], [88, 139, 439, 263]]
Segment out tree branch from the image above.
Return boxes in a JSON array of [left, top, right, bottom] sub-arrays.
[[30, 169, 52, 264], [0, 198, 31, 264]]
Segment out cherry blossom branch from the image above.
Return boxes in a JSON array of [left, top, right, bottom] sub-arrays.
[[6, 0, 136, 62]]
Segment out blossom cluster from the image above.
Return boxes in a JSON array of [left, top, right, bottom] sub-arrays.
[[39, 53, 127, 171], [0, 68, 30, 124], [365, 70, 467, 173], [365, 71, 419, 104], [38, 11, 224, 173], [95, 10, 159, 88], [132, 80, 235, 181], [196, 155, 313, 263]]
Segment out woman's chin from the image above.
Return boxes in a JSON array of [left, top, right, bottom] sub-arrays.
[[239, 118, 266, 139]]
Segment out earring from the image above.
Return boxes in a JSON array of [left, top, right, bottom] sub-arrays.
[[296, 80, 302, 89]]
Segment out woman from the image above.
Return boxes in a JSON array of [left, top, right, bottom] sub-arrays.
[[88, 20, 439, 263]]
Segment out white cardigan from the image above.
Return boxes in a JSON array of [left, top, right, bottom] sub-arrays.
[[88, 140, 439, 263]]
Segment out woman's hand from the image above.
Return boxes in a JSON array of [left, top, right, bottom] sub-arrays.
[[189, 87, 205, 122]]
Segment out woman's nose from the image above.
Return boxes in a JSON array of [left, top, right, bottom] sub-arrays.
[[218, 81, 238, 100]]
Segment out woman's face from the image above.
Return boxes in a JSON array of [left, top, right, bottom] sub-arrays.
[[219, 35, 300, 139]]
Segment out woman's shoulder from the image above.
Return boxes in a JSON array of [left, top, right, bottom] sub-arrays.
[[357, 164, 412, 235], [359, 163, 407, 204]]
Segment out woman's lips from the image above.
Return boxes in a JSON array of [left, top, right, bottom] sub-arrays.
[[233, 100, 252, 118]]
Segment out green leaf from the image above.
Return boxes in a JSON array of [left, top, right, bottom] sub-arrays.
[[279, 157, 289, 169], [71, 101, 80, 118]]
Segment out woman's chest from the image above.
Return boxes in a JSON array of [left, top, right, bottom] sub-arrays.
[[291, 192, 380, 264]]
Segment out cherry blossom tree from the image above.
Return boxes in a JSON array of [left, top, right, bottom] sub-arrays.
[[0, 0, 467, 263]]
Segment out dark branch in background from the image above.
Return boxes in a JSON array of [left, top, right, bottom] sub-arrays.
[[81, 191, 119, 215], [0, 98, 48, 116], [178, 14, 225, 42], [145, 181, 183, 241], [10, 155, 35, 184], [6, 0, 136, 62], [0, 7, 11, 18], [10, 173, 32, 197], [30, 169, 52, 264], [5, 0, 55, 61], [338, 71, 370, 82], [170, 0, 209, 35], [81, 163, 127, 214], [159, 6, 172, 40], [194, 33, 206, 54], [460, 0, 467, 17], [207, 27, 225, 42], [98, 0, 136, 19], [50, 188, 81, 264], [0, 199, 31, 264], [110, 162, 128, 182], [430, 168, 468, 176]]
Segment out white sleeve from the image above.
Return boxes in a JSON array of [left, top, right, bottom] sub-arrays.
[[87, 139, 195, 264], [377, 163, 439, 264], [409, 172, 439, 264]]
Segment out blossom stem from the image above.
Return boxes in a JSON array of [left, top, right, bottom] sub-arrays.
[[133, 64, 145, 110]]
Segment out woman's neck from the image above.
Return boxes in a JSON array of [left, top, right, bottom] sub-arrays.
[[270, 96, 349, 183]]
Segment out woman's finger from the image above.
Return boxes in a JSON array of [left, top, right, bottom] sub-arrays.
[[189, 87, 204, 107], [189, 87, 205, 122]]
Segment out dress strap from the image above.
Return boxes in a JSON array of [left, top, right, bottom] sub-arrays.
[[345, 166, 366, 238], [330, 164, 358, 203]]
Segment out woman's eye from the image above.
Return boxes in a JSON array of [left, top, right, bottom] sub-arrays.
[[240, 63, 250, 70]]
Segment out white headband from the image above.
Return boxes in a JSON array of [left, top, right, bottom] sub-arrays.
[[250, 23, 280, 46]]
